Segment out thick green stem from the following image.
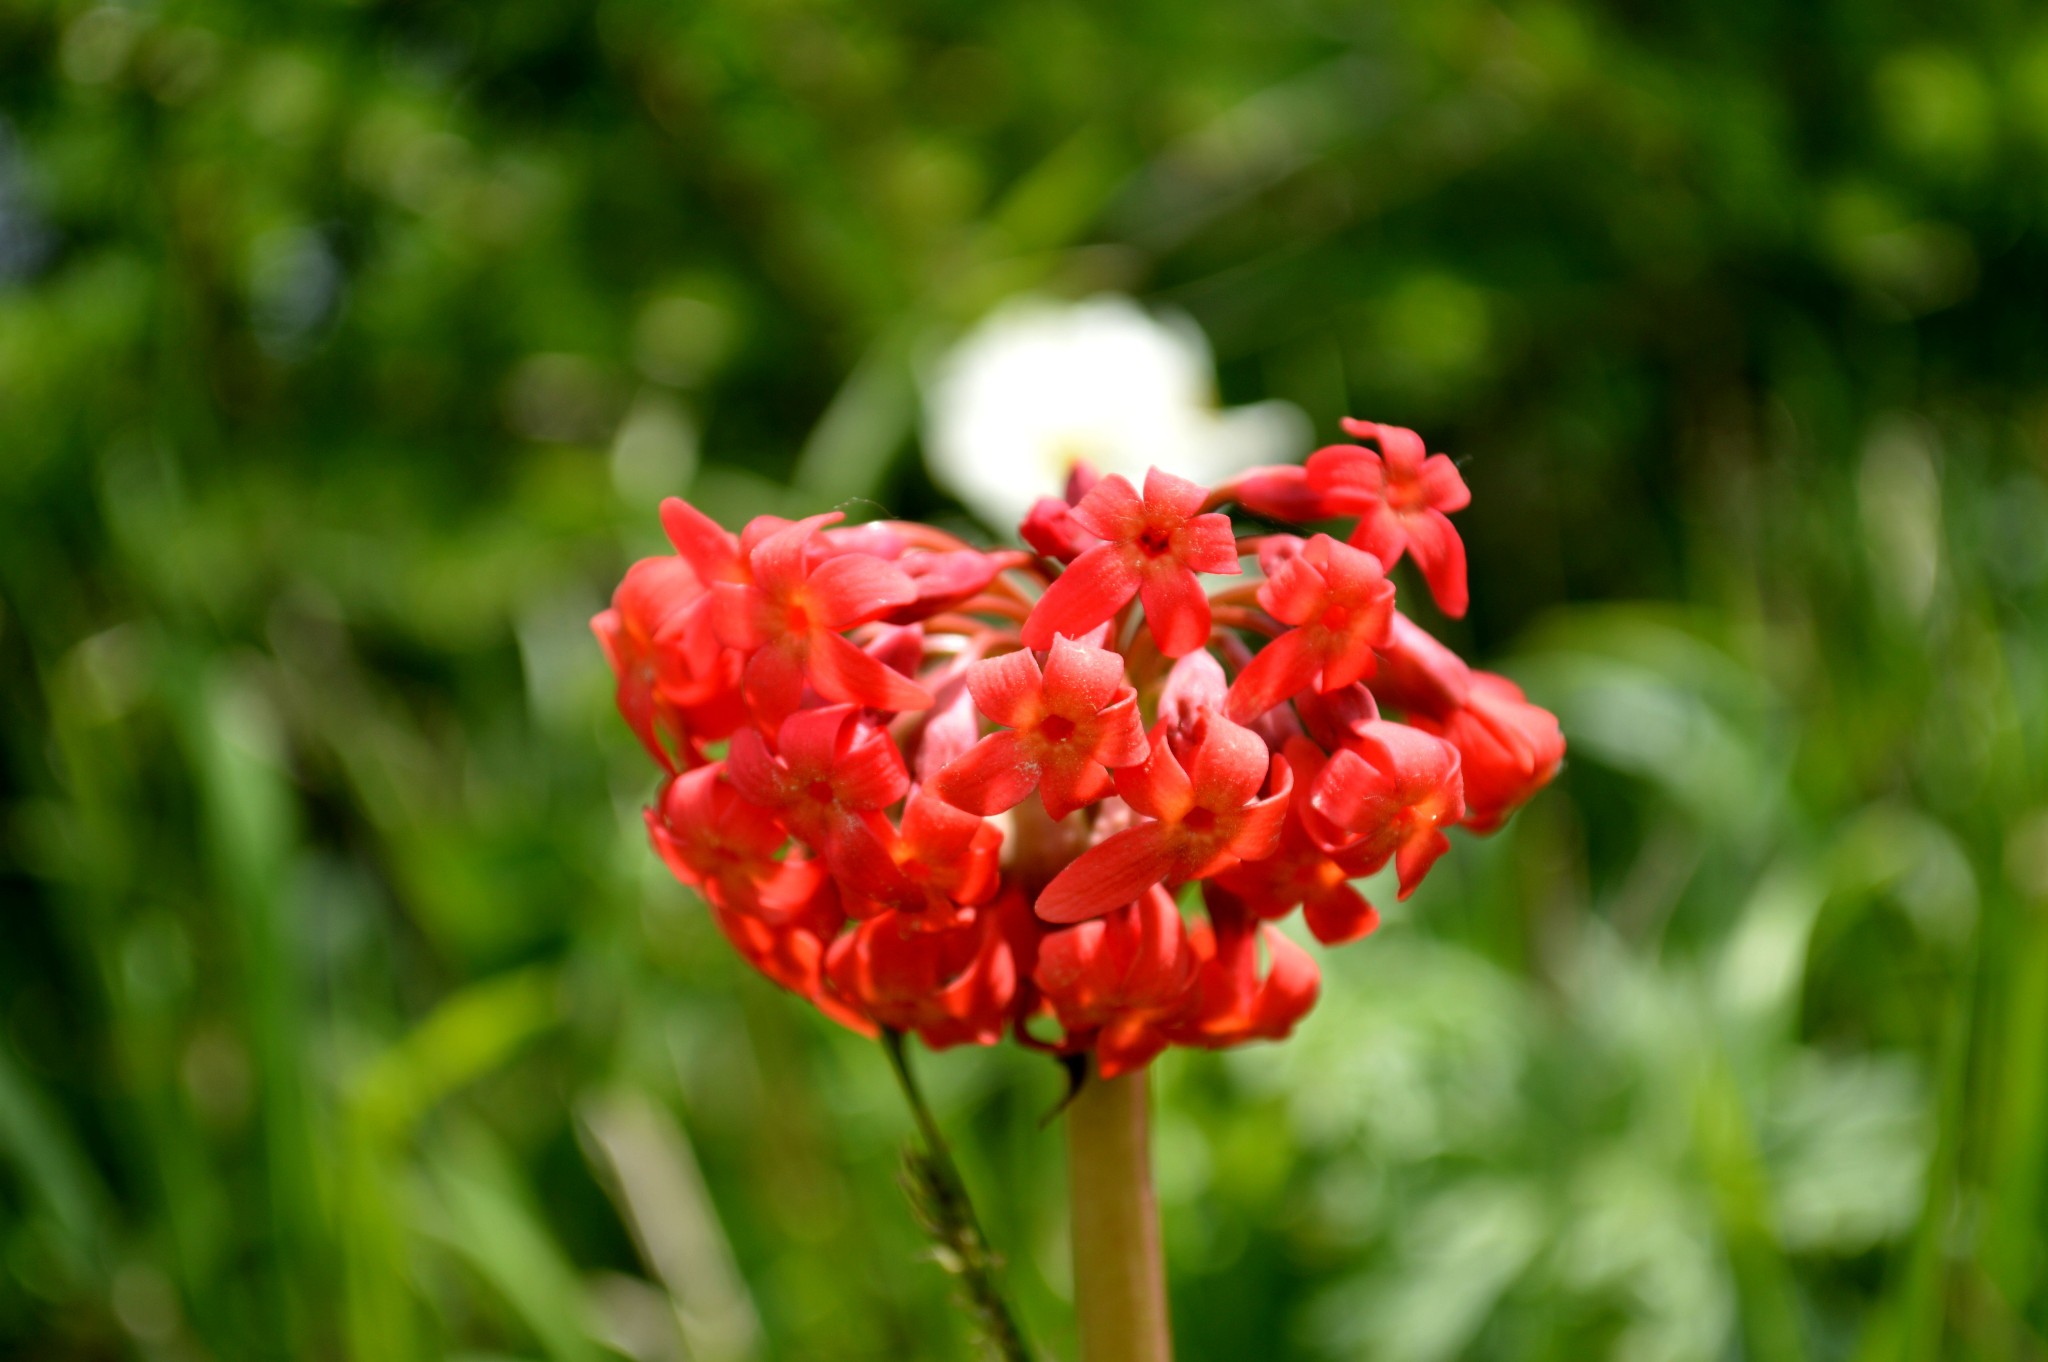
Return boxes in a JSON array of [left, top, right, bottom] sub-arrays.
[[1066, 1063, 1173, 1362]]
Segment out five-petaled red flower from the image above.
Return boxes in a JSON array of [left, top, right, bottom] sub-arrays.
[[592, 556, 743, 770], [1309, 719, 1466, 899], [1036, 711, 1291, 924], [727, 704, 909, 886], [826, 893, 1019, 1047], [1023, 468, 1241, 657], [646, 763, 821, 919], [1225, 533, 1397, 723], [840, 786, 1004, 925], [1307, 419, 1472, 618], [702, 510, 934, 724], [932, 635, 1150, 821], [1211, 738, 1387, 945]]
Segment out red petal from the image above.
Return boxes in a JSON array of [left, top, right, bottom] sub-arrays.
[[1305, 443, 1384, 509], [1347, 504, 1406, 570], [1307, 747, 1390, 833], [1036, 821, 1178, 924], [1158, 649, 1228, 731], [1227, 465, 1325, 521], [805, 552, 919, 630], [931, 732, 1040, 815], [1418, 453, 1471, 513], [1250, 925, 1320, 1033], [966, 648, 1046, 729], [1369, 423, 1428, 479], [1309, 533, 1387, 599], [826, 809, 905, 894], [829, 720, 912, 811], [1255, 545, 1327, 625], [1041, 634, 1124, 715], [1088, 693, 1152, 768], [776, 704, 855, 773], [1138, 564, 1212, 658], [740, 642, 808, 727], [1115, 727, 1195, 822], [1303, 883, 1380, 945], [807, 629, 933, 713], [1369, 612, 1471, 718], [1224, 629, 1320, 724], [899, 787, 987, 862], [1173, 511, 1242, 576], [1095, 1018, 1172, 1078], [1395, 827, 1451, 898], [913, 670, 982, 782], [1403, 508, 1469, 619], [660, 497, 740, 582], [1224, 757, 1293, 862], [1021, 542, 1143, 650], [1070, 473, 1147, 540], [711, 581, 769, 651], [1140, 466, 1208, 520], [1036, 759, 1113, 822], [1188, 713, 1271, 808], [750, 514, 838, 596], [1318, 628, 1383, 694], [724, 727, 782, 806]]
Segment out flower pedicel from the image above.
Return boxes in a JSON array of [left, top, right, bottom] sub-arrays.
[[598, 419, 1563, 1079]]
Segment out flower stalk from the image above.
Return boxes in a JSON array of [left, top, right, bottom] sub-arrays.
[[881, 1029, 1035, 1362], [1066, 1062, 1172, 1362]]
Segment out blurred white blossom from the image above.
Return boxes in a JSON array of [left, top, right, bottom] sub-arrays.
[[922, 294, 1308, 533]]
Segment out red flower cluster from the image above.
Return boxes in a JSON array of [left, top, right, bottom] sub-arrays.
[[598, 419, 1563, 1076]]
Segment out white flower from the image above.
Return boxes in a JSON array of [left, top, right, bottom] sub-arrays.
[[922, 295, 1309, 534]]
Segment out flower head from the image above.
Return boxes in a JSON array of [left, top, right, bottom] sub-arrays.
[[603, 410, 1557, 1077]]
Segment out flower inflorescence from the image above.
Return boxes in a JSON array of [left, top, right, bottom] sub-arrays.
[[597, 420, 1563, 1076]]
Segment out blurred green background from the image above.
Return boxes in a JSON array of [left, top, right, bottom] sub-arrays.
[[6, 1, 2048, 1359]]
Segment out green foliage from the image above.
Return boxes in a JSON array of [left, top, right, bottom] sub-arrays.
[[4, 0, 2048, 1358]]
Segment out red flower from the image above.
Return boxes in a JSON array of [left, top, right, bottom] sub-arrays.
[[709, 879, 872, 1035], [825, 895, 1019, 1047], [1308, 720, 1465, 899], [932, 636, 1150, 821], [1212, 739, 1385, 945], [1306, 420, 1471, 617], [709, 511, 933, 724], [1036, 712, 1291, 924], [1365, 610, 1472, 717], [726, 704, 909, 886], [1225, 534, 1397, 722], [840, 787, 1004, 925], [646, 763, 823, 919], [1019, 463, 1104, 564], [1410, 673, 1564, 833], [591, 556, 743, 770], [1023, 468, 1241, 658], [874, 547, 1029, 624], [1171, 888, 1320, 1048], [1218, 464, 1332, 523], [1033, 886, 1199, 1077]]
